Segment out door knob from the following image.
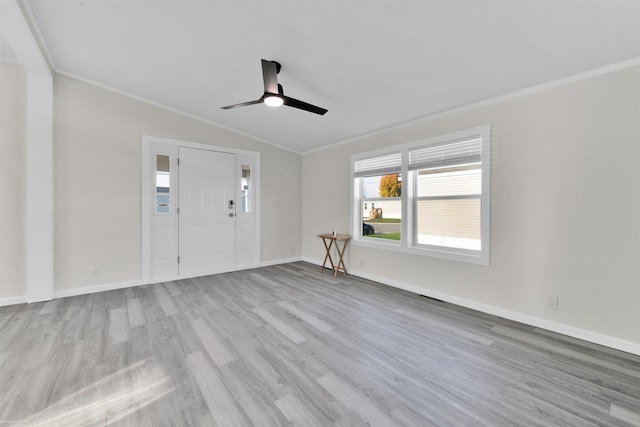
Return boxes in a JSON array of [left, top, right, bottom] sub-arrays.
[[229, 213, 235, 217]]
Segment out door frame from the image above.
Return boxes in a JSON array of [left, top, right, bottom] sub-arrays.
[[141, 135, 261, 284]]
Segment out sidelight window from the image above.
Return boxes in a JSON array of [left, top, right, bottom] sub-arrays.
[[155, 154, 171, 214]]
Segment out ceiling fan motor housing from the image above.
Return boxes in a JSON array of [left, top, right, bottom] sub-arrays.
[[221, 59, 327, 115]]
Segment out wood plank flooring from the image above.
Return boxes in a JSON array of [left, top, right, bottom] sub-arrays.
[[1, 261, 639, 426]]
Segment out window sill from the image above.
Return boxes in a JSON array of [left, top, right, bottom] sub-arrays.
[[352, 238, 489, 265]]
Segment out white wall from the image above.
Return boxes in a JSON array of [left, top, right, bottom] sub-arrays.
[[53, 73, 302, 293], [0, 63, 27, 302], [302, 65, 640, 350]]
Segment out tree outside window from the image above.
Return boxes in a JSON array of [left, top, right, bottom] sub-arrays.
[[379, 174, 401, 197]]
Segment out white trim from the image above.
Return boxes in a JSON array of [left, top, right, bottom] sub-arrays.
[[0, 0, 51, 76], [350, 239, 488, 265], [56, 70, 301, 154], [305, 57, 640, 155], [146, 264, 265, 286], [261, 257, 304, 267], [141, 135, 261, 285], [54, 279, 143, 299], [141, 139, 152, 283], [4, 259, 296, 306], [306, 256, 640, 356], [0, 295, 28, 307], [6, 257, 638, 356], [142, 134, 260, 157], [350, 125, 490, 265], [236, 151, 261, 268], [55, 259, 298, 300], [16, 0, 56, 70], [2, 0, 54, 303], [350, 268, 640, 356], [25, 71, 53, 303], [54, 58, 638, 158]]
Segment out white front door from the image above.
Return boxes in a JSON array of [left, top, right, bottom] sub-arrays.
[[178, 147, 236, 276], [142, 136, 260, 284]]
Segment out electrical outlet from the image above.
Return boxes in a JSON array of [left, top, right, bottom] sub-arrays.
[[90, 268, 99, 278], [545, 295, 558, 311]]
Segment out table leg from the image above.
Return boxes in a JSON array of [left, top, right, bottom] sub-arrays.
[[334, 239, 349, 277], [320, 237, 335, 274]]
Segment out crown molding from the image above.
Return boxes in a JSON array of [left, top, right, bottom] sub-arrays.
[[305, 57, 640, 155], [55, 69, 303, 155]]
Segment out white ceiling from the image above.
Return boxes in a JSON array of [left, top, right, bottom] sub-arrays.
[[7, 1, 640, 153]]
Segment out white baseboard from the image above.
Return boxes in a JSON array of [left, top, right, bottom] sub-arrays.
[[52, 259, 303, 299], [303, 257, 640, 356], [2, 280, 145, 306], [144, 263, 264, 286], [6, 257, 638, 355], [261, 256, 303, 267], [301, 256, 324, 266], [0, 295, 28, 307], [1, 259, 302, 307], [54, 279, 143, 299]]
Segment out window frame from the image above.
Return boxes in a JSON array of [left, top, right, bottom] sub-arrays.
[[351, 125, 490, 265]]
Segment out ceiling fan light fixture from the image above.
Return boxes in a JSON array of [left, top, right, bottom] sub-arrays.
[[221, 59, 327, 115], [264, 95, 283, 107]]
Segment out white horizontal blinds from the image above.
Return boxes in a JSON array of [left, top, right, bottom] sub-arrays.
[[409, 137, 482, 171], [354, 152, 402, 177], [416, 169, 481, 197]]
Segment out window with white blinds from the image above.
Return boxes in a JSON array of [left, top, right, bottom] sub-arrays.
[[354, 152, 403, 243], [354, 152, 402, 177], [409, 137, 481, 171], [411, 136, 483, 252], [351, 125, 490, 265]]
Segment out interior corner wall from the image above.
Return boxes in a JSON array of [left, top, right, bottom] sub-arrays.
[[0, 62, 27, 302], [53, 73, 302, 293], [302, 65, 640, 349]]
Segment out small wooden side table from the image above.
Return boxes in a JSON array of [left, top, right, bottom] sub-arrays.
[[318, 233, 352, 277]]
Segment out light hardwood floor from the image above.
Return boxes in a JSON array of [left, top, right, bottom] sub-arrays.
[[1, 262, 639, 426]]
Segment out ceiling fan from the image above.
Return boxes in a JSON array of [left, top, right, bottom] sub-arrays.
[[221, 59, 328, 115]]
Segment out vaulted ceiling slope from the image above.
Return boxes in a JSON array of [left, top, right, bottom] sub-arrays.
[[8, 1, 640, 153]]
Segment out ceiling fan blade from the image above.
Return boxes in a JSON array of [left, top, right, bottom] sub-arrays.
[[261, 59, 279, 94], [222, 60, 326, 116], [220, 98, 263, 110], [282, 96, 328, 115]]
